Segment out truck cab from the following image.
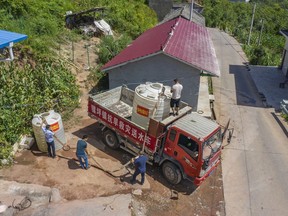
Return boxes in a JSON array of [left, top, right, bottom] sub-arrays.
[[161, 113, 222, 185]]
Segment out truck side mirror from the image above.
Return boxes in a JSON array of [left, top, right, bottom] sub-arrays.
[[202, 158, 209, 170]]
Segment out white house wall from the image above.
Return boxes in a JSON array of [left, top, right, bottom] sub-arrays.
[[107, 53, 201, 110]]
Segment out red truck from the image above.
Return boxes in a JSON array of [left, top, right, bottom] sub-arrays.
[[88, 85, 226, 186]]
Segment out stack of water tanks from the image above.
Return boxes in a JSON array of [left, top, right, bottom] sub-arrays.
[[131, 82, 172, 130]]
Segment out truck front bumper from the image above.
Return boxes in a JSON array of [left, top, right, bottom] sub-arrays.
[[193, 159, 221, 186]]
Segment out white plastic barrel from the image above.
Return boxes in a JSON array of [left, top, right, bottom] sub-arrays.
[[32, 110, 66, 152], [131, 82, 171, 130], [32, 115, 47, 152]]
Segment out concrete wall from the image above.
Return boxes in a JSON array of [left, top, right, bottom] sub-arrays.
[[282, 50, 288, 77], [107, 54, 201, 110], [282, 40, 288, 77]]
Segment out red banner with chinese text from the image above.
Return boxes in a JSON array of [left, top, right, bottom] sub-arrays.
[[88, 100, 157, 153]]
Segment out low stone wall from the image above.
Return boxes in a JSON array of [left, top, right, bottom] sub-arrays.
[[0, 180, 61, 214]]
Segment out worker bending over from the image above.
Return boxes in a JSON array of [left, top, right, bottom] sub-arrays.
[[130, 151, 148, 185]]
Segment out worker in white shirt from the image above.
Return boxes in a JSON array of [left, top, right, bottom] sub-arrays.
[[170, 78, 183, 116]]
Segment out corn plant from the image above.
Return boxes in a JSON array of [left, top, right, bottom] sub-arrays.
[[0, 60, 79, 165]]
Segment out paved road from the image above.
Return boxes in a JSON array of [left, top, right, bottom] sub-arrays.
[[209, 28, 288, 216]]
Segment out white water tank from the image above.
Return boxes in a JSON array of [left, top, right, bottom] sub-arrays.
[[32, 110, 66, 152], [131, 82, 171, 130]]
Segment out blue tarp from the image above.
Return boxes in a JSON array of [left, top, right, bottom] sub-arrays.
[[0, 30, 27, 49]]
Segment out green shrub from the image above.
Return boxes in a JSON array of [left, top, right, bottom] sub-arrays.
[[0, 0, 157, 59], [30, 17, 58, 36], [203, 0, 288, 66], [0, 138, 13, 167], [0, 60, 80, 145], [282, 113, 288, 122], [100, 0, 157, 39], [97, 34, 132, 65]]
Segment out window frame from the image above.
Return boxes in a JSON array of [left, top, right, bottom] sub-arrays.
[[177, 133, 199, 161]]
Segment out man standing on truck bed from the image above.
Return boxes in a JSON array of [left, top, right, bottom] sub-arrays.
[[130, 151, 148, 185], [170, 78, 183, 116]]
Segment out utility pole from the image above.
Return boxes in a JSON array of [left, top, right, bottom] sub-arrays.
[[189, 0, 194, 21], [257, 19, 264, 46], [248, 3, 256, 46]]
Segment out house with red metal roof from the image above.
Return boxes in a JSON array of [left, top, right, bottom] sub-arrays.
[[102, 17, 219, 110]]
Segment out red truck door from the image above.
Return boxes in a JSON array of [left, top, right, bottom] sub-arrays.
[[164, 128, 199, 178]]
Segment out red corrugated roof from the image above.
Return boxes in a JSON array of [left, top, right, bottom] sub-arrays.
[[102, 17, 220, 76]]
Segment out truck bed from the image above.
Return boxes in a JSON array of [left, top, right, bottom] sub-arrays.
[[106, 101, 132, 119], [88, 86, 192, 153], [89, 86, 134, 119], [89, 86, 191, 123]]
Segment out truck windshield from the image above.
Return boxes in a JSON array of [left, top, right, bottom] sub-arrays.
[[202, 130, 221, 160]]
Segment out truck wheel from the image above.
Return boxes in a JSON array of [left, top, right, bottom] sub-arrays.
[[162, 162, 182, 185], [103, 130, 120, 149]]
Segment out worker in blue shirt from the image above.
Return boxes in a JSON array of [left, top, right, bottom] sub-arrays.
[[130, 151, 148, 185], [42, 124, 56, 158], [76, 135, 90, 170]]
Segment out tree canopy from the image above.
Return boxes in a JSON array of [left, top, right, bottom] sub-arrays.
[[202, 0, 288, 65]]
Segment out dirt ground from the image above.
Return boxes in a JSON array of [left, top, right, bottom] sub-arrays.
[[0, 38, 225, 215]]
